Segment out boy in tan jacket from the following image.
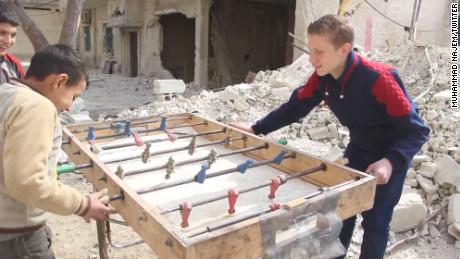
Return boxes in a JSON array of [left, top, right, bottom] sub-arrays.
[[0, 44, 113, 258]]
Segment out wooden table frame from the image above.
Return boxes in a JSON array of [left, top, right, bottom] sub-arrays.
[[62, 113, 376, 259]]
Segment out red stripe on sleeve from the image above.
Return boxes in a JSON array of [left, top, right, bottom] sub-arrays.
[[371, 72, 411, 117]]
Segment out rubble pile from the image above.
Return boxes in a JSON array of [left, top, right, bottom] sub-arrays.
[[112, 42, 459, 253]]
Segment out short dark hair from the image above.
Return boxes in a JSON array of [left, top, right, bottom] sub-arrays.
[[26, 44, 88, 86], [307, 15, 354, 48], [0, 2, 20, 26]]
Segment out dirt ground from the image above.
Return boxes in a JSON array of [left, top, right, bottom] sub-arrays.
[[48, 72, 460, 259]]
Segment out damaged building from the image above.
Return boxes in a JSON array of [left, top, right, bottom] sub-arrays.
[[79, 0, 450, 88], [11, 0, 451, 89]]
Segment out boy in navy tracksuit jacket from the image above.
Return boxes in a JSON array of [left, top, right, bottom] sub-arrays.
[[232, 15, 429, 258]]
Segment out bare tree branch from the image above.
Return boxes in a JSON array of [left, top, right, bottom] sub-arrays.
[[59, 0, 84, 48], [7, 0, 50, 52]]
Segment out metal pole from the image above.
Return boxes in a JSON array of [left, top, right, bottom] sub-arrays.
[[95, 121, 207, 140], [101, 128, 226, 150], [110, 153, 295, 202], [95, 183, 109, 259], [123, 143, 269, 177], [161, 164, 326, 214], [104, 136, 244, 165], [70, 115, 191, 133]]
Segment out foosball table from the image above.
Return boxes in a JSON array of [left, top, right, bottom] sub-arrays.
[[61, 113, 376, 258]]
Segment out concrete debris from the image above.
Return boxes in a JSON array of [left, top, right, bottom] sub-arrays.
[[60, 97, 93, 125], [327, 123, 339, 139], [425, 110, 439, 121], [307, 126, 330, 141], [447, 194, 460, 240], [60, 112, 93, 125], [406, 168, 417, 178], [406, 178, 419, 188], [234, 98, 250, 112], [416, 174, 439, 194], [433, 90, 451, 102], [390, 192, 428, 233], [434, 155, 460, 190], [218, 86, 240, 101], [152, 79, 186, 94], [402, 185, 417, 194], [448, 223, 460, 241], [270, 87, 291, 99], [418, 162, 437, 178], [412, 155, 431, 165], [321, 146, 343, 162], [254, 53, 311, 90]]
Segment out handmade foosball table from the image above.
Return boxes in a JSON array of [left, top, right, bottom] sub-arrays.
[[61, 113, 376, 259]]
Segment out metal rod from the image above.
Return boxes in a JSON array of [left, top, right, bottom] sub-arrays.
[[292, 43, 310, 55], [288, 32, 309, 47], [105, 220, 145, 249], [70, 115, 191, 133], [107, 217, 128, 226], [104, 136, 244, 165], [161, 164, 326, 214], [187, 178, 358, 238], [123, 143, 269, 177], [101, 128, 226, 151], [95, 121, 207, 140], [109, 153, 295, 202]]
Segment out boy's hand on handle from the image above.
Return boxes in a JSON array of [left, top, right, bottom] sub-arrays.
[[366, 158, 393, 185], [78, 188, 116, 223], [229, 122, 254, 134]]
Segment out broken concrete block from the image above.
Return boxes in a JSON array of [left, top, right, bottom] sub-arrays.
[[406, 168, 417, 178], [434, 155, 460, 190], [406, 178, 418, 188], [426, 193, 439, 205], [292, 123, 301, 130], [448, 194, 460, 225], [418, 162, 437, 178], [234, 98, 250, 112], [402, 185, 417, 194], [255, 85, 271, 97], [338, 128, 349, 137], [425, 110, 438, 121], [438, 187, 451, 198], [308, 127, 330, 141], [433, 90, 451, 102], [219, 87, 239, 101], [153, 79, 186, 94], [270, 87, 291, 99], [448, 223, 460, 240], [416, 174, 439, 194], [235, 83, 253, 93], [60, 111, 93, 125], [327, 123, 339, 139], [412, 155, 430, 165], [390, 192, 428, 232], [321, 146, 343, 162]]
